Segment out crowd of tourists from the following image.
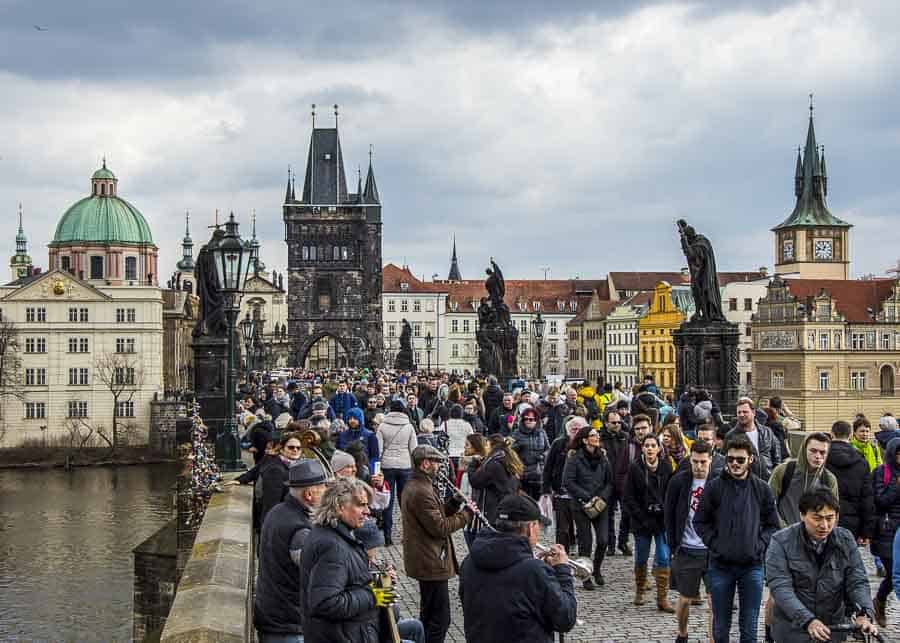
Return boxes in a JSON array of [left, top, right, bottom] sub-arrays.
[[228, 367, 898, 643]]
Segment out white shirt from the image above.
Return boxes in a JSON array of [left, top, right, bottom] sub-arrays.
[[745, 427, 759, 452], [682, 478, 706, 549]]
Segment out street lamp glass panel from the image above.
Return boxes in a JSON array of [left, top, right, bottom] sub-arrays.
[[240, 313, 255, 344], [532, 313, 546, 340]]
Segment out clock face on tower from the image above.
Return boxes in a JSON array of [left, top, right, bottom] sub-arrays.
[[783, 239, 794, 261], [814, 239, 834, 260]]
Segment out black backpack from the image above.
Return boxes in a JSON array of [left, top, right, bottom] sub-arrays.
[[777, 460, 797, 503]]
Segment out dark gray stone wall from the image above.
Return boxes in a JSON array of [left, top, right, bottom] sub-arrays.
[[284, 208, 383, 367], [133, 519, 177, 642], [149, 400, 188, 456]]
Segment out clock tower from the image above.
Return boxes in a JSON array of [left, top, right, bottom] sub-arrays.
[[772, 103, 851, 280]]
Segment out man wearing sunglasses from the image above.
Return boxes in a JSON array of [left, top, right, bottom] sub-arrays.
[[693, 435, 780, 643]]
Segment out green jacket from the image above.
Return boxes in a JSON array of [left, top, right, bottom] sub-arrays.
[[850, 436, 882, 472]]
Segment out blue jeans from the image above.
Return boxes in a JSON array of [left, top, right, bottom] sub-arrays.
[[258, 634, 303, 643], [398, 617, 425, 643], [634, 531, 670, 569], [706, 562, 763, 643], [382, 468, 411, 541]]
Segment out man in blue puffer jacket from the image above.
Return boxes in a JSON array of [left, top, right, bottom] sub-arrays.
[[337, 407, 380, 473], [329, 381, 358, 419]]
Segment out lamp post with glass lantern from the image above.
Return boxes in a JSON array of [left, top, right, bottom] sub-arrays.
[[211, 212, 253, 471], [532, 312, 545, 381], [239, 311, 256, 385], [425, 332, 433, 373]]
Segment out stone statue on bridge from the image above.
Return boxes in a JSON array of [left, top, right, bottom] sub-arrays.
[[192, 227, 228, 338], [476, 258, 518, 380], [678, 219, 725, 323], [394, 318, 415, 371]]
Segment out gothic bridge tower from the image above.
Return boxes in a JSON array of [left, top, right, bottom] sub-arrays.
[[283, 106, 383, 368]]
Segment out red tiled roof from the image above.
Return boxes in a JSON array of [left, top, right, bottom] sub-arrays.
[[782, 278, 897, 323], [383, 264, 606, 313], [609, 271, 765, 292]]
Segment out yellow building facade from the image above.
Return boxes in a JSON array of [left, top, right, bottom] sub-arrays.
[[638, 282, 685, 396]]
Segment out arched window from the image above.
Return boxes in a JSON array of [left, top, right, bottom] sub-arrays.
[[125, 256, 137, 281], [333, 246, 340, 261], [302, 246, 309, 261], [881, 365, 895, 396]]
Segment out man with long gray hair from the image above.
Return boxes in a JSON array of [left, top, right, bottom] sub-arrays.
[[299, 476, 395, 643]]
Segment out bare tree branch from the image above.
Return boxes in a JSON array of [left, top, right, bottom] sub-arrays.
[[93, 351, 145, 451], [0, 316, 24, 444]]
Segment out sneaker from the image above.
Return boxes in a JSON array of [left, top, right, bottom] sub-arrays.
[[582, 578, 596, 591], [619, 543, 633, 556], [607, 544, 616, 556]]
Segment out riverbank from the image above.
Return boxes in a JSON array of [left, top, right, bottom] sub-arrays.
[[0, 446, 176, 469]]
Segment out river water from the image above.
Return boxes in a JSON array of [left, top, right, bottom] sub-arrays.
[[0, 463, 178, 642]]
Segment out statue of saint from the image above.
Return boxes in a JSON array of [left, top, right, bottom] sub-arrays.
[[677, 219, 725, 322], [485, 257, 505, 310], [192, 228, 228, 338]]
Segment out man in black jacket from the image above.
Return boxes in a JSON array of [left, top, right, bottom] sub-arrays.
[[459, 495, 577, 643], [665, 441, 714, 643], [725, 397, 781, 480], [482, 375, 505, 424], [599, 407, 631, 556], [693, 435, 780, 643], [255, 459, 328, 642], [676, 423, 725, 477], [825, 420, 875, 542], [487, 393, 516, 436]]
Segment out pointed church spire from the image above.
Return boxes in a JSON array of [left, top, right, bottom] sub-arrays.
[[447, 235, 462, 281], [356, 166, 364, 204], [16, 203, 27, 253], [285, 165, 293, 203], [291, 170, 296, 201], [10, 202, 32, 282], [250, 209, 265, 274], [773, 98, 850, 231], [363, 145, 380, 204], [176, 210, 195, 271]]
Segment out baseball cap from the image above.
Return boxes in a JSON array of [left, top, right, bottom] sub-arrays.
[[497, 494, 551, 526]]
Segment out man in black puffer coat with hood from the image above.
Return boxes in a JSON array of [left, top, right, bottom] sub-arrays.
[[825, 420, 875, 541], [459, 494, 577, 643]]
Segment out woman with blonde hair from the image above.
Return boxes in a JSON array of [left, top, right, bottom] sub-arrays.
[[659, 414, 691, 467]]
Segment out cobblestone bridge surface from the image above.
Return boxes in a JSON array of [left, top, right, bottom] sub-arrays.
[[377, 506, 898, 643]]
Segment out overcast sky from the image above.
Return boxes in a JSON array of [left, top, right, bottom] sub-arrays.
[[1, 1, 899, 283]]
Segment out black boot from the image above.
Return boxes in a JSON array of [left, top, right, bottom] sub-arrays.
[[607, 544, 616, 556]]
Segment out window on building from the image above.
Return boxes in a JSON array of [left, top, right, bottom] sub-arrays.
[[302, 246, 310, 261], [413, 300, 421, 313], [124, 256, 138, 281], [26, 368, 46, 386], [819, 371, 830, 391], [519, 320, 527, 333], [819, 332, 829, 351], [61, 256, 71, 272], [68, 400, 89, 418], [463, 320, 470, 334], [400, 300, 408, 312], [387, 299, 395, 313], [117, 400, 135, 418], [388, 324, 396, 338], [550, 342, 558, 358], [69, 307, 78, 322], [451, 344, 459, 358], [851, 332, 864, 350], [415, 351, 421, 365], [771, 370, 784, 389], [116, 338, 135, 353], [451, 319, 459, 333], [808, 331, 816, 349], [90, 256, 104, 279], [79, 338, 89, 353], [413, 323, 421, 336], [549, 320, 558, 335], [746, 372, 752, 385], [114, 367, 136, 386], [850, 370, 867, 391], [68, 337, 78, 353], [882, 333, 891, 350], [743, 298, 753, 311], [25, 402, 46, 419], [729, 298, 737, 311], [745, 326, 752, 337], [521, 343, 527, 357], [834, 332, 841, 350]]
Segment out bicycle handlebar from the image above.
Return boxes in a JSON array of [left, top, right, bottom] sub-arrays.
[[824, 623, 885, 643]]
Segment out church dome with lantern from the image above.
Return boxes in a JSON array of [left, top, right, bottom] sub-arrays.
[[49, 160, 159, 285]]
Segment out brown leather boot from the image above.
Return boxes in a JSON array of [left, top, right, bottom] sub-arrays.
[[643, 564, 653, 590], [873, 597, 887, 628], [634, 565, 648, 605], [653, 568, 675, 613]]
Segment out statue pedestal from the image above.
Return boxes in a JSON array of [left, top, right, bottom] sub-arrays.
[[191, 335, 229, 443], [673, 320, 740, 416], [394, 349, 414, 372], [477, 324, 519, 380]]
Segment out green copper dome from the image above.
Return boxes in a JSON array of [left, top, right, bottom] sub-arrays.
[[52, 163, 154, 246], [53, 196, 154, 245]]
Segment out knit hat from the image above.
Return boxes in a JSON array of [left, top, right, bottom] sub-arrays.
[[331, 450, 356, 472]]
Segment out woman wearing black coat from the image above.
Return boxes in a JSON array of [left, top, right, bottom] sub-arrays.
[[872, 436, 900, 627], [562, 425, 613, 590], [623, 433, 675, 612], [467, 434, 522, 539], [258, 432, 304, 528]]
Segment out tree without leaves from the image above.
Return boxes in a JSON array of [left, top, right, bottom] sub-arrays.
[[0, 316, 24, 444], [93, 351, 144, 452]]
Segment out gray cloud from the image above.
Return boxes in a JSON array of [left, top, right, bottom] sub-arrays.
[[1, 0, 900, 287]]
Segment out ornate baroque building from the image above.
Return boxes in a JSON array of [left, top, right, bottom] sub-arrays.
[[284, 112, 383, 368]]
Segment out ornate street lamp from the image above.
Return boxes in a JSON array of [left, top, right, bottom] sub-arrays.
[[239, 311, 256, 384], [532, 312, 545, 381], [425, 331, 433, 373], [210, 212, 254, 471]]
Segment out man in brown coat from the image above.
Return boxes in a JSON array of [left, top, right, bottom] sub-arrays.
[[401, 445, 471, 643]]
